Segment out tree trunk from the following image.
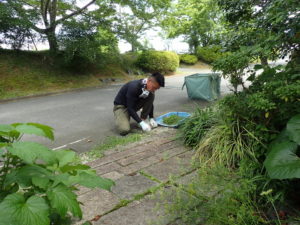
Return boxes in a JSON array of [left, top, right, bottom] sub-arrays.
[[260, 55, 268, 66], [131, 43, 137, 52], [45, 28, 58, 54]]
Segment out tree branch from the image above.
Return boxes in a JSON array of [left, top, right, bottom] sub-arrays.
[[41, 0, 50, 27], [7, 0, 46, 33], [49, 0, 57, 26], [55, 0, 96, 25]]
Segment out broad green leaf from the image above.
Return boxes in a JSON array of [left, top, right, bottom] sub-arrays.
[[0, 124, 19, 140], [0, 210, 17, 225], [54, 150, 76, 167], [286, 114, 300, 144], [60, 164, 90, 173], [52, 173, 72, 187], [71, 171, 114, 190], [7, 142, 56, 165], [0, 142, 7, 148], [0, 124, 14, 133], [27, 123, 54, 140], [4, 165, 52, 188], [0, 193, 49, 225], [32, 177, 50, 189], [254, 64, 263, 70], [47, 184, 82, 218], [264, 140, 300, 179], [0, 143, 6, 156], [14, 123, 54, 141]]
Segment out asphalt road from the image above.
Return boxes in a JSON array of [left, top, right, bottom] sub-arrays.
[[0, 67, 230, 153]]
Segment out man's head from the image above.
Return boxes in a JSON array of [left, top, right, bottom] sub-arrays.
[[146, 72, 165, 92]]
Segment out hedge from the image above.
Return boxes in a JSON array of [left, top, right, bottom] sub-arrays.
[[179, 54, 198, 65], [196, 45, 228, 63], [136, 50, 179, 73]]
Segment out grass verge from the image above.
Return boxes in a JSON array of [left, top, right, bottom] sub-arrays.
[[0, 49, 129, 100]]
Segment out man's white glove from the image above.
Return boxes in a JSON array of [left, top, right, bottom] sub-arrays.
[[139, 121, 151, 132], [149, 118, 158, 128]]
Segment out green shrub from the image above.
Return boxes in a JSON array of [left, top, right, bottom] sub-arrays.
[[213, 50, 250, 93], [59, 22, 119, 72], [179, 54, 198, 65], [180, 107, 216, 148], [135, 50, 179, 73], [196, 45, 227, 63], [0, 123, 114, 225], [120, 52, 143, 75]]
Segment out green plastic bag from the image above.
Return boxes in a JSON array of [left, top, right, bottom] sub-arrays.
[[182, 73, 221, 101]]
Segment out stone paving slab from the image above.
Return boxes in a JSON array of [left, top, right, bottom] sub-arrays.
[[143, 151, 195, 182], [86, 136, 178, 169], [111, 174, 158, 199], [74, 128, 196, 225], [93, 196, 174, 225], [75, 189, 120, 225], [101, 171, 124, 181], [94, 162, 122, 175], [116, 142, 181, 166]]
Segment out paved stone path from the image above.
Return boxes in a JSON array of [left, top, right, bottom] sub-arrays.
[[73, 127, 198, 225]]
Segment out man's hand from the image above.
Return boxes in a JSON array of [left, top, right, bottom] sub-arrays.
[[139, 121, 151, 132], [149, 118, 158, 128]]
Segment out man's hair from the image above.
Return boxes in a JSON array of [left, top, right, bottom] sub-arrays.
[[151, 72, 165, 87]]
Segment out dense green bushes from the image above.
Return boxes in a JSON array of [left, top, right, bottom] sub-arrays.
[[179, 54, 198, 65], [135, 50, 179, 73], [173, 62, 300, 223], [196, 45, 227, 63]]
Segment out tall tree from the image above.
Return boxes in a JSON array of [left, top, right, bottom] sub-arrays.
[[217, 0, 300, 64], [161, 0, 220, 53], [113, 0, 171, 52], [3, 0, 111, 53]]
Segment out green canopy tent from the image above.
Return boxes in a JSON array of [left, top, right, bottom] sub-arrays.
[[182, 73, 221, 101]]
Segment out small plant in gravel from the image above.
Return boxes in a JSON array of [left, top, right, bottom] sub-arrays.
[[0, 123, 114, 225]]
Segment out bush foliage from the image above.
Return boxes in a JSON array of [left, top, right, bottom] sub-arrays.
[[135, 50, 179, 73], [179, 54, 198, 65], [196, 45, 228, 63]]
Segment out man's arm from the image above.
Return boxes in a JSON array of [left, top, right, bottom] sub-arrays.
[[149, 104, 154, 118], [126, 83, 142, 123]]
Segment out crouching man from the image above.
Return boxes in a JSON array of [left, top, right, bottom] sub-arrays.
[[113, 72, 165, 135]]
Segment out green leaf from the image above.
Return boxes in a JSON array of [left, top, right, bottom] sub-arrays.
[[264, 140, 300, 179], [0, 193, 50, 225], [0, 124, 19, 140], [47, 184, 82, 218], [14, 123, 54, 141], [254, 64, 263, 70], [0, 142, 8, 148], [32, 177, 50, 189], [7, 141, 56, 165], [60, 164, 90, 173], [52, 173, 72, 187], [71, 171, 114, 190], [0, 143, 7, 156], [4, 165, 53, 188], [286, 114, 300, 144], [54, 150, 76, 167], [0, 124, 14, 133]]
